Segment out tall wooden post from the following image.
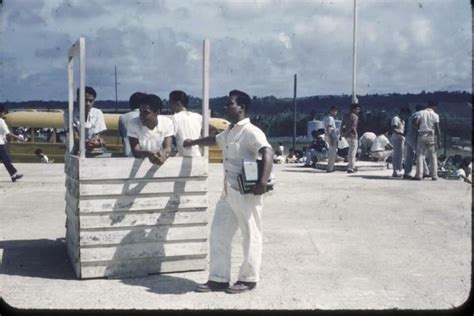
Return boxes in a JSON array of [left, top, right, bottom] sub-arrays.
[[351, 0, 359, 104], [202, 39, 210, 157]]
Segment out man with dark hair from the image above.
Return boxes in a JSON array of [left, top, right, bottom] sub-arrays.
[[119, 92, 145, 157], [64, 86, 107, 155], [0, 105, 24, 181], [414, 101, 441, 180], [127, 94, 174, 165], [183, 89, 273, 294], [370, 128, 393, 162], [324, 106, 338, 172], [341, 103, 361, 173], [169, 90, 202, 157], [391, 107, 411, 177]]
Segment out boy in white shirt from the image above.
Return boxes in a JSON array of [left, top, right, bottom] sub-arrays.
[[370, 129, 393, 162], [169, 90, 202, 157], [127, 94, 174, 165]]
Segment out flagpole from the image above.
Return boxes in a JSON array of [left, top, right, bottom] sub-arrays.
[[351, 0, 358, 104]]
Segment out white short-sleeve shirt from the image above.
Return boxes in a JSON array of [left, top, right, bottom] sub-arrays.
[[371, 135, 391, 152], [391, 115, 405, 134], [173, 110, 202, 157], [359, 132, 376, 148], [64, 107, 107, 139], [127, 115, 174, 152], [0, 118, 10, 145], [417, 109, 439, 133], [323, 115, 338, 143], [215, 118, 271, 190]]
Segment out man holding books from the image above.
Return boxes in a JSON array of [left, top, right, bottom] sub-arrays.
[[183, 90, 273, 294]]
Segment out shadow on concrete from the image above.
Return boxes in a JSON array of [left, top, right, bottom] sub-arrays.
[[281, 169, 325, 174], [120, 273, 199, 295], [348, 175, 395, 180], [0, 238, 76, 280]]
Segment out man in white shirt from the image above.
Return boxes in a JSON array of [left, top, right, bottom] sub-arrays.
[[358, 131, 376, 160], [119, 92, 144, 157], [63, 86, 107, 155], [0, 105, 24, 181], [403, 104, 426, 179], [184, 90, 273, 294], [370, 129, 393, 162], [127, 94, 174, 165], [324, 106, 338, 172], [169, 90, 202, 157], [391, 108, 410, 177], [414, 101, 441, 180]]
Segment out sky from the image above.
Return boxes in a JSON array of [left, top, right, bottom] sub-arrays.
[[0, 0, 471, 101]]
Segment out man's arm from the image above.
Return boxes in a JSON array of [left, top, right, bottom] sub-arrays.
[[6, 133, 25, 142], [153, 136, 173, 165], [434, 122, 441, 149], [253, 146, 274, 195], [183, 136, 217, 148], [129, 136, 154, 159]]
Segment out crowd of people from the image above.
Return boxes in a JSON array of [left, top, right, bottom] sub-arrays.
[[272, 101, 471, 182]]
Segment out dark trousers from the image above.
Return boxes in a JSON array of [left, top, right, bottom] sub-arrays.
[[0, 145, 17, 177]]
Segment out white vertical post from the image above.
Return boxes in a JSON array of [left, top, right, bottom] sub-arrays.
[[79, 37, 86, 158], [351, 0, 358, 104], [202, 39, 210, 157], [67, 57, 74, 154]]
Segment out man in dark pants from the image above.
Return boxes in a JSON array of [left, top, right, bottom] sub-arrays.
[[184, 90, 273, 294], [0, 105, 24, 182]]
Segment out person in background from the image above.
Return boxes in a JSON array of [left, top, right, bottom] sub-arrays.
[[324, 105, 338, 173], [64, 86, 107, 155], [370, 129, 393, 163], [285, 148, 298, 163], [341, 103, 361, 173], [127, 94, 174, 165], [304, 129, 327, 167], [391, 107, 411, 177], [403, 104, 425, 180], [0, 105, 24, 182], [414, 100, 441, 181], [184, 89, 273, 294], [34, 148, 50, 163], [169, 90, 203, 157], [278, 142, 284, 156], [358, 131, 376, 161], [119, 92, 144, 157]]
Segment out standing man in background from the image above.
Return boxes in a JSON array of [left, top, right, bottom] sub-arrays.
[[391, 107, 411, 177], [0, 105, 24, 182], [341, 103, 360, 173], [184, 90, 273, 294], [119, 92, 145, 157], [403, 104, 424, 180], [324, 106, 338, 173], [414, 101, 441, 181], [169, 90, 202, 157]]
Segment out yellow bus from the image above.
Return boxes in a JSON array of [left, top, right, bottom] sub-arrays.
[[4, 111, 228, 163]]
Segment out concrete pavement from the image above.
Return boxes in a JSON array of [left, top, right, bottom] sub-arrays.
[[0, 162, 471, 310]]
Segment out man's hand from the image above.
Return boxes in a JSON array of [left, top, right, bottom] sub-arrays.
[[86, 138, 104, 150], [183, 139, 193, 148], [148, 151, 168, 165], [253, 181, 266, 195]]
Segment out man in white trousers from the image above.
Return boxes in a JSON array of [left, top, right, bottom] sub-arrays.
[[341, 103, 361, 173], [324, 106, 338, 172], [183, 90, 273, 294]]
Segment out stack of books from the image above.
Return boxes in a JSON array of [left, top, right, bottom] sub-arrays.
[[238, 160, 275, 194]]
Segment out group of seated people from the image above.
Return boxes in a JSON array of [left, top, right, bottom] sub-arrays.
[[65, 86, 202, 164]]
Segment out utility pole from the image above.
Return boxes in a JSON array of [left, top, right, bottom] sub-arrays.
[[114, 65, 118, 113], [293, 74, 297, 151], [351, 0, 358, 104]]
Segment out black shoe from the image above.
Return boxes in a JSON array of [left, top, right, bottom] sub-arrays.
[[195, 281, 229, 293], [432, 178, 438, 181], [423, 174, 430, 178], [403, 175, 413, 180], [347, 169, 355, 174], [412, 177, 422, 181], [326, 170, 335, 173], [11, 174, 23, 182], [225, 281, 257, 294]]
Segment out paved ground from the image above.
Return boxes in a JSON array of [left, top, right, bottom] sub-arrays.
[[0, 162, 471, 311]]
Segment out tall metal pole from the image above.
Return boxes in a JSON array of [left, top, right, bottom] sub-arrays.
[[293, 74, 297, 150], [114, 65, 118, 113], [351, 0, 358, 104]]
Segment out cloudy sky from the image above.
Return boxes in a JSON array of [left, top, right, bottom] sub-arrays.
[[0, 0, 471, 101]]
